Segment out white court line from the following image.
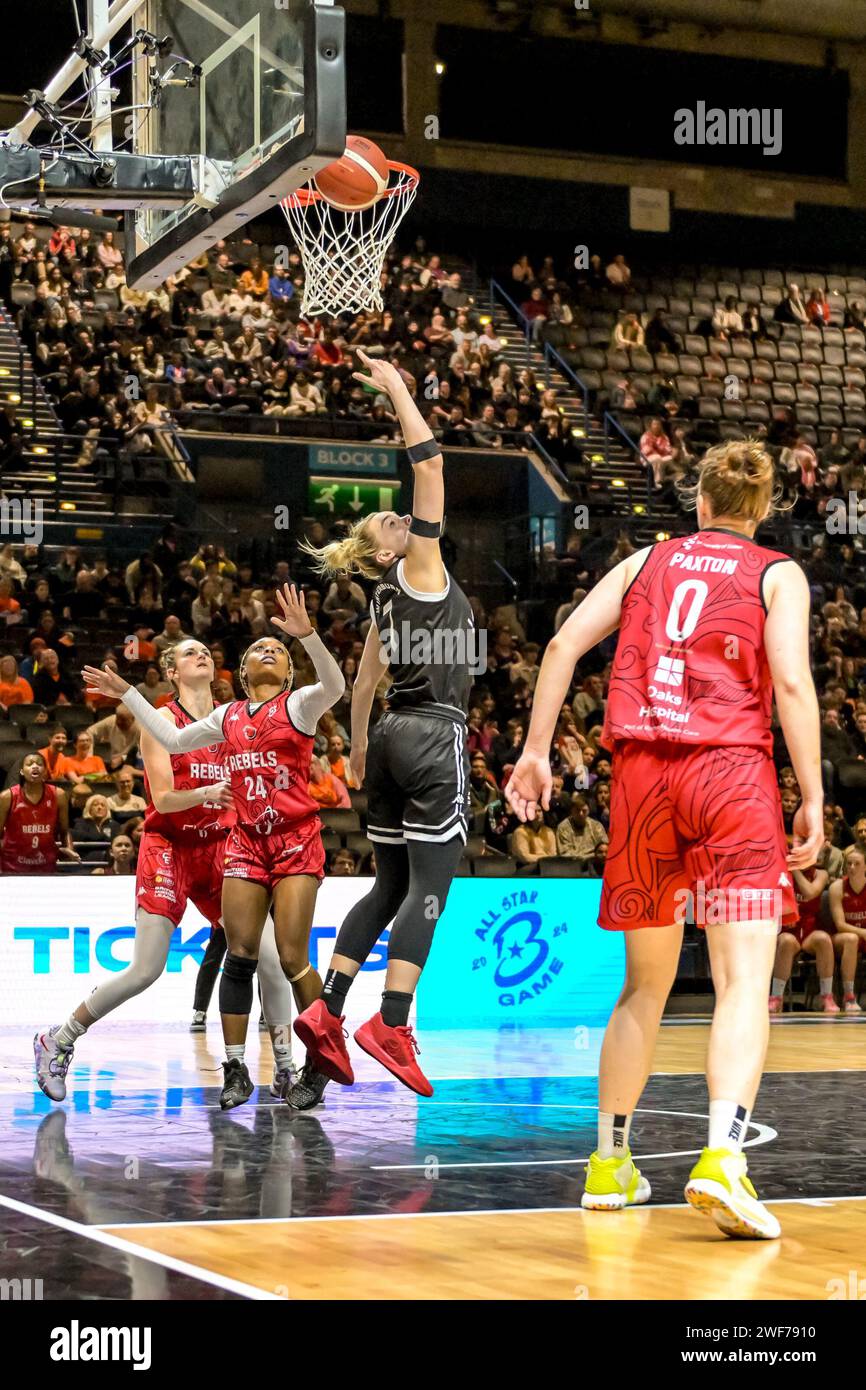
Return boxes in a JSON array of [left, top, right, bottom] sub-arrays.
[[0, 1193, 280, 1301], [101, 1191, 866, 1231]]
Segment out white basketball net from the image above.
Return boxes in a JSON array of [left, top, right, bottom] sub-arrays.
[[280, 163, 419, 318]]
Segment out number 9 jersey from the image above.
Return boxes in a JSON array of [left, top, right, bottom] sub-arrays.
[[602, 527, 796, 753]]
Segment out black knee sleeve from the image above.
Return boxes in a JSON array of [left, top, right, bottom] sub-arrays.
[[334, 841, 410, 964], [387, 836, 464, 970], [219, 953, 258, 1015]]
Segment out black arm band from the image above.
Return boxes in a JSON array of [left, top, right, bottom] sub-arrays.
[[410, 515, 443, 540], [406, 437, 441, 464]]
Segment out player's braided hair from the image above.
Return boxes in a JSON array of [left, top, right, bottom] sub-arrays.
[[238, 639, 294, 698]]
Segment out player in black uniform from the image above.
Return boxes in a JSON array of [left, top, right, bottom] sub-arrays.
[[291, 350, 474, 1099]]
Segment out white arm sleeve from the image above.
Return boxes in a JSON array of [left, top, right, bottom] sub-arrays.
[[287, 632, 346, 736], [122, 687, 228, 752]]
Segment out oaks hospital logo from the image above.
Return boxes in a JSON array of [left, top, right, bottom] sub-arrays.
[[471, 889, 568, 1007]]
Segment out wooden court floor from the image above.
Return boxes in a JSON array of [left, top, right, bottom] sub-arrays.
[[97, 1023, 866, 1301]]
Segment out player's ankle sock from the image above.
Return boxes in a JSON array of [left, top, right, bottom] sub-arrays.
[[708, 1099, 750, 1152], [381, 990, 413, 1027], [273, 1042, 293, 1070], [322, 968, 354, 1017], [843, 980, 855, 996], [771, 977, 786, 997], [820, 977, 833, 995], [226, 1044, 245, 1064], [55, 1016, 88, 1048], [597, 1110, 632, 1159]]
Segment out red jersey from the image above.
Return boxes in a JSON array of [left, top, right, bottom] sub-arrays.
[[841, 876, 866, 931], [1, 783, 59, 872], [603, 528, 794, 752], [217, 690, 319, 834], [791, 866, 825, 939], [143, 699, 234, 846]]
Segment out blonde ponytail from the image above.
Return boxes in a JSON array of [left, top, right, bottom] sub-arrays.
[[299, 517, 383, 580]]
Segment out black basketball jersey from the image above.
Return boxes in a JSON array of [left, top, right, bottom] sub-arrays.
[[370, 558, 475, 718]]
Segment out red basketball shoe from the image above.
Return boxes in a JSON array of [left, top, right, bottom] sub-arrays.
[[293, 999, 354, 1086], [353, 1013, 433, 1097]]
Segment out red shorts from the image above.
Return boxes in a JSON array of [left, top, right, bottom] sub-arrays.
[[600, 742, 798, 931], [223, 815, 325, 891], [781, 908, 828, 947], [135, 831, 227, 928]]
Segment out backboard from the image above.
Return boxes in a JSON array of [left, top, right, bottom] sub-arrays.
[[126, 0, 346, 289]]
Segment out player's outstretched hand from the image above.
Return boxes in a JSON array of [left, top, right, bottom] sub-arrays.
[[352, 349, 406, 399], [788, 799, 824, 870], [272, 584, 314, 639], [504, 752, 552, 823], [81, 664, 131, 699]]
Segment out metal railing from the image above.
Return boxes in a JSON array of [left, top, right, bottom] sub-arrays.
[[603, 410, 654, 506], [489, 279, 591, 433]]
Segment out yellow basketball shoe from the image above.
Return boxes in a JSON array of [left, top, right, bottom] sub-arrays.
[[581, 1149, 651, 1211], [685, 1147, 781, 1239]]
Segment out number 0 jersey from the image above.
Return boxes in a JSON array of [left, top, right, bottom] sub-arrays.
[[602, 528, 796, 753]]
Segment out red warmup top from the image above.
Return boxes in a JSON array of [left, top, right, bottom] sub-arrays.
[[841, 876, 866, 931], [602, 528, 794, 753], [210, 691, 319, 834], [794, 866, 826, 934], [1, 783, 59, 871], [143, 700, 234, 845]]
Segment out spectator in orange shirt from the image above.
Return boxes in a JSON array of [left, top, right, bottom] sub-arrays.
[[38, 724, 69, 779], [85, 655, 123, 713], [209, 643, 235, 693], [319, 732, 359, 789], [57, 730, 109, 782], [0, 654, 33, 709], [308, 756, 351, 808], [0, 576, 22, 624], [238, 258, 270, 299]]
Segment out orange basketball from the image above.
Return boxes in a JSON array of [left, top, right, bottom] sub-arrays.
[[314, 135, 390, 212]]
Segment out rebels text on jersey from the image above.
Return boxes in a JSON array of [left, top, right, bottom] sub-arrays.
[[217, 691, 319, 834], [144, 699, 234, 845], [602, 528, 795, 752], [0, 783, 59, 870]]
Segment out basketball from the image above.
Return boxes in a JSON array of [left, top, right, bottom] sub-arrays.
[[314, 134, 390, 212]]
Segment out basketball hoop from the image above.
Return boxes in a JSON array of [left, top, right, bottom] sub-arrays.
[[279, 160, 419, 318]]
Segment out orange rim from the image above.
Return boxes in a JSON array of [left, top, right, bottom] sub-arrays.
[[281, 159, 420, 209]]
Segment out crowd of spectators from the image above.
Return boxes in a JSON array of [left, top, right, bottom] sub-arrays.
[[1, 505, 865, 895], [1, 218, 584, 476]]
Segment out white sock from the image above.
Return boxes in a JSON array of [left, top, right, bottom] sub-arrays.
[[843, 980, 855, 996], [819, 977, 833, 996], [55, 1016, 88, 1048], [709, 1099, 750, 1152], [598, 1110, 632, 1159], [226, 1044, 245, 1063], [771, 977, 786, 998], [273, 1042, 293, 1070]]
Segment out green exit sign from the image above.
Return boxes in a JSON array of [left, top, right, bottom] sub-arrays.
[[309, 476, 397, 516]]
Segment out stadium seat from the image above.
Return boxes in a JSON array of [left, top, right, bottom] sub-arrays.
[[319, 809, 361, 835], [472, 856, 517, 877]]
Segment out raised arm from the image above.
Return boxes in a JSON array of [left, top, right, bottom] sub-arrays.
[[353, 350, 446, 593], [82, 665, 229, 753], [271, 585, 346, 735], [505, 548, 651, 822]]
